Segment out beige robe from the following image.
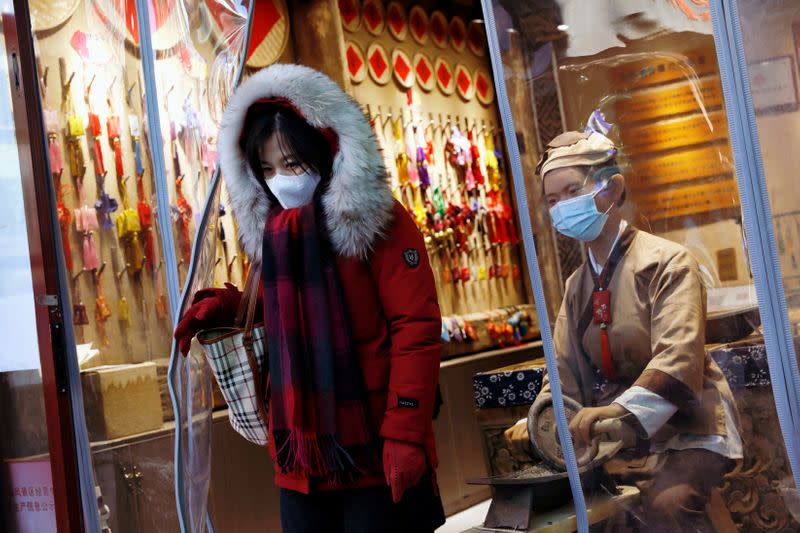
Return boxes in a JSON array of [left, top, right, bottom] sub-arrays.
[[539, 227, 736, 442]]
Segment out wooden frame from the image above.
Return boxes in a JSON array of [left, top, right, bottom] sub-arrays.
[[5, 2, 85, 530]]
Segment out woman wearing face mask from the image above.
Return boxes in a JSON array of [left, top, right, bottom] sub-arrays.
[[174, 64, 445, 533], [504, 131, 742, 532]]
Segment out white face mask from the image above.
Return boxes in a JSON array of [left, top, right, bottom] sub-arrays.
[[266, 170, 321, 209]]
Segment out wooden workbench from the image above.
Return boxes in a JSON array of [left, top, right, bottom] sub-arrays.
[[462, 485, 640, 533]]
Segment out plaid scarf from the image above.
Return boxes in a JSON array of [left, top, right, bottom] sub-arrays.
[[262, 204, 374, 482]]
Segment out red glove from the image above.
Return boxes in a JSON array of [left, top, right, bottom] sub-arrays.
[[383, 439, 427, 503], [174, 283, 242, 356]]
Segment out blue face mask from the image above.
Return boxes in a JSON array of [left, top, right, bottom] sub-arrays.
[[549, 183, 611, 241]]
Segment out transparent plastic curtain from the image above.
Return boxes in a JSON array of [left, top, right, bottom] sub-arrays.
[[482, 0, 799, 531], [480, 2, 590, 530], [709, 0, 800, 495], [156, 1, 252, 532]]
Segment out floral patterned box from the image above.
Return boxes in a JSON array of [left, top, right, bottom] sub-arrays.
[[708, 339, 771, 390], [473, 360, 545, 409]]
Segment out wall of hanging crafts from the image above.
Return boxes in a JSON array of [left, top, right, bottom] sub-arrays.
[[29, 0, 288, 369], [339, 0, 524, 321], [31, 0, 178, 368]]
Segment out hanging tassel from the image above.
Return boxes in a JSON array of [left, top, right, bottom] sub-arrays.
[[57, 201, 73, 273], [138, 200, 154, 270], [396, 153, 409, 186], [416, 147, 430, 189], [133, 137, 144, 176], [113, 140, 124, 178], [48, 137, 63, 177], [407, 159, 420, 187], [465, 167, 476, 191], [82, 234, 100, 271], [96, 319, 110, 347], [155, 271, 168, 320], [600, 325, 615, 380], [468, 132, 485, 185], [119, 296, 132, 327], [88, 113, 105, 176], [66, 137, 85, 179], [404, 122, 416, 159], [95, 296, 112, 322], [175, 187, 193, 263], [73, 301, 90, 326]]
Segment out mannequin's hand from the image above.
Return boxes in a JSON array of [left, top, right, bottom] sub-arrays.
[[504, 420, 533, 462], [568, 403, 628, 447], [383, 439, 427, 503]]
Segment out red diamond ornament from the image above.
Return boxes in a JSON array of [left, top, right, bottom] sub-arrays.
[[417, 59, 431, 84], [475, 68, 494, 104], [450, 17, 466, 52], [363, 0, 384, 35], [438, 63, 451, 87], [476, 74, 488, 98], [247, 1, 282, 62], [387, 2, 407, 40], [414, 53, 434, 92], [457, 70, 471, 94], [339, 0, 358, 26], [430, 11, 448, 48], [409, 6, 428, 45], [392, 49, 414, 88], [395, 55, 410, 81], [370, 50, 387, 78], [347, 46, 363, 77], [468, 21, 485, 56], [367, 43, 390, 84]]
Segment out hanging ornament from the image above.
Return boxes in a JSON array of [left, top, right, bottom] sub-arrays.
[[413, 52, 435, 92], [29, 0, 79, 32], [435, 57, 455, 95], [467, 20, 486, 57], [367, 43, 391, 85], [449, 16, 467, 53], [345, 41, 367, 83], [392, 48, 415, 89], [474, 68, 495, 105], [57, 195, 73, 273], [339, 0, 362, 32], [362, 0, 385, 36], [409, 6, 429, 45], [94, 0, 175, 48], [70, 30, 112, 65], [430, 11, 448, 49], [387, 2, 408, 41], [72, 286, 90, 326], [243, 0, 290, 69], [455, 63, 474, 101]]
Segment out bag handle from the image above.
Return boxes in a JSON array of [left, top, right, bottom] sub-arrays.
[[235, 263, 262, 332], [235, 263, 270, 434]]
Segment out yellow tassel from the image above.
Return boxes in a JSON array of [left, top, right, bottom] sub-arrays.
[[119, 297, 132, 327]]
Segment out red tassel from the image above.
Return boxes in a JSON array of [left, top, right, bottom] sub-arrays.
[[600, 325, 615, 380], [113, 140, 124, 177]]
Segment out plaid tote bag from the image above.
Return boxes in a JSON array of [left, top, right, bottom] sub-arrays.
[[197, 266, 269, 445]]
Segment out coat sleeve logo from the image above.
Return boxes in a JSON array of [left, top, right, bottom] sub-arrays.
[[403, 248, 421, 268]]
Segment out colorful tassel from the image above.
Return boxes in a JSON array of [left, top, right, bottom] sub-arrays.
[[82, 234, 100, 271], [118, 296, 132, 327]]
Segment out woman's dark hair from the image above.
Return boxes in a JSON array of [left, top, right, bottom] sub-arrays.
[[239, 102, 335, 204]]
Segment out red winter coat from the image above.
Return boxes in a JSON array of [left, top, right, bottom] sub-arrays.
[[218, 64, 441, 493]]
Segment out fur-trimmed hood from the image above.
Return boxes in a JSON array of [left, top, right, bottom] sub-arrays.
[[218, 64, 394, 262]]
